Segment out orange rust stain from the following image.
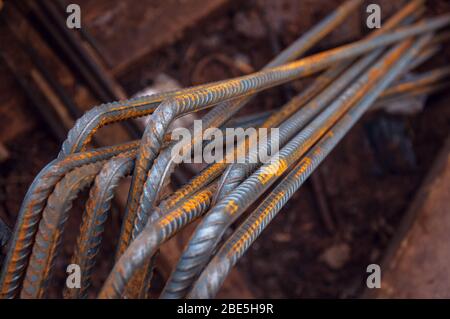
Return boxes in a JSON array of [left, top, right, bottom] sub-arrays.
[[257, 159, 288, 185], [225, 200, 239, 216]]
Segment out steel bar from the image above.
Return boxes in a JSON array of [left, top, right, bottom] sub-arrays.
[[121, 6, 442, 298], [215, 61, 450, 203], [117, 0, 363, 260], [98, 183, 218, 298], [142, 52, 446, 298], [114, 1, 366, 294], [21, 162, 106, 298], [58, 11, 449, 160], [0, 141, 139, 298], [63, 153, 136, 299], [3, 1, 450, 300], [160, 36, 428, 299], [188, 34, 429, 297], [211, 1, 426, 204], [381, 66, 450, 98], [0, 219, 11, 260], [136, 0, 425, 227], [373, 80, 450, 110], [131, 0, 426, 239]]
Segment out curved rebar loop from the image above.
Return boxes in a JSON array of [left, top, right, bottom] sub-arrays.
[[160, 36, 425, 299], [116, 14, 449, 257], [0, 141, 139, 299], [58, 81, 240, 158], [98, 182, 218, 299], [115, 0, 363, 257], [187, 34, 428, 296], [20, 162, 106, 298], [212, 0, 425, 204], [63, 152, 136, 299]]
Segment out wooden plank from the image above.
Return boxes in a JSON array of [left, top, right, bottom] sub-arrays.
[[64, 0, 229, 74], [368, 135, 450, 298]]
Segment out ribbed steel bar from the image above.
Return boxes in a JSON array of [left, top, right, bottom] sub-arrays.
[[3, 2, 448, 300], [118, 1, 370, 290], [116, 0, 363, 259], [188, 34, 429, 298], [134, 0, 426, 231], [212, 0, 425, 203], [21, 162, 106, 298], [212, 45, 442, 203], [212, 49, 385, 203], [98, 182, 218, 298], [0, 219, 11, 260], [161, 36, 428, 299], [58, 0, 361, 159], [0, 141, 139, 298], [147, 48, 443, 295], [63, 152, 136, 299]]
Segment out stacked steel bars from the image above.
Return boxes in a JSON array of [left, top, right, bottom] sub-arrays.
[[0, 0, 449, 299]]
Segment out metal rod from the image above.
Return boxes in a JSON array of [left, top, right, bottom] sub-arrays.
[[160, 36, 428, 299], [188, 35, 430, 297]]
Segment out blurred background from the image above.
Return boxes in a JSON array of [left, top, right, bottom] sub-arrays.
[[0, 0, 449, 298]]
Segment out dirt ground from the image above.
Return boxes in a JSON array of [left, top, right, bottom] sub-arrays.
[[0, 0, 449, 298]]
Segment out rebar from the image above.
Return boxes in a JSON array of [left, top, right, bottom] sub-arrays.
[[188, 34, 429, 297], [2, 1, 449, 300], [21, 162, 106, 298], [0, 141, 139, 298], [160, 36, 428, 299], [116, 0, 364, 258], [63, 152, 136, 299], [99, 183, 218, 298]]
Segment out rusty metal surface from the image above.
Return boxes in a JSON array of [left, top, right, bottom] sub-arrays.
[[160, 36, 426, 299], [1, 0, 449, 299], [119, 13, 450, 260], [64, 152, 136, 299], [119, 0, 363, 264]]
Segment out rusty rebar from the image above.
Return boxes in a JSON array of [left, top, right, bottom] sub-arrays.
[[99, 183, 218, 298], [0, 141, 138, 298], [188, 34, 429, 297], [161, 35, 429, 299], [3, 1, 449, 300], [132, 0, 426, 233], [21, 162, 106, 298], [116, 0, 364, 259], [63, 152, 136, 299]]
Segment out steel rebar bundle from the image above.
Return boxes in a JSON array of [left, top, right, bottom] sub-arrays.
[[1, 0, 449, 299]]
